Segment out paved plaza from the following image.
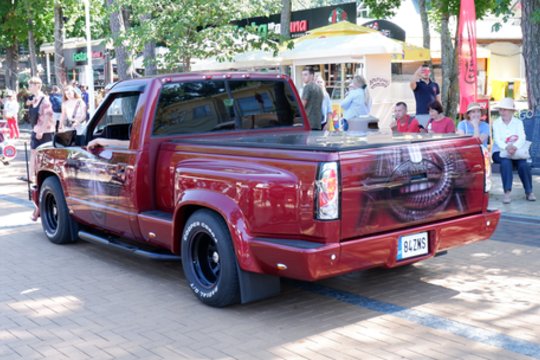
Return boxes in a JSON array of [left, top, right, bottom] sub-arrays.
[[1, 135, 539, 360]]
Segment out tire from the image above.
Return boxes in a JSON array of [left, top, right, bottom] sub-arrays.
[[39, 177, 78, 245], [181, 210, 240, 307]]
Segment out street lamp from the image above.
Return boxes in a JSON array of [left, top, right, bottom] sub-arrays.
[[83, 0, 95, 116]]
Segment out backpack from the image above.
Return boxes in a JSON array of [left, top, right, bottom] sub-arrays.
[[50, 94, 62, 113]]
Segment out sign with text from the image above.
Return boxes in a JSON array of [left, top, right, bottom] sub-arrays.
[[235, 2, 356, 38]]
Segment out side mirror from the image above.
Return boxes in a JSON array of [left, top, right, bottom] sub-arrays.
[[53, 130, 77, 148]]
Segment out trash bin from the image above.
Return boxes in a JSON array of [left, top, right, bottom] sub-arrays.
[[346, 115, 379, 132]]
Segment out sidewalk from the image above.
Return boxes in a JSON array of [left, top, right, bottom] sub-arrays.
[[488, 171, 540, 221]]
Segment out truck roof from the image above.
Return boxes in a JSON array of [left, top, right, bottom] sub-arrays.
[[109, 72, 290, 94]]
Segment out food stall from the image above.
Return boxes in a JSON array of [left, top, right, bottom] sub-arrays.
[[280, 21, 430, 130]]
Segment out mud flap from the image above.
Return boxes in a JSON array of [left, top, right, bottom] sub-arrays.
[[236, 264, 281, 304]]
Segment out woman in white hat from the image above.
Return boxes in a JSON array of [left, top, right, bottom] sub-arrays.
[[492, 97, 535, 203], [456, 102, 490, 147]]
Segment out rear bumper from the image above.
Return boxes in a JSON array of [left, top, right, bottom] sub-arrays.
[[249, 210, 501, 281]]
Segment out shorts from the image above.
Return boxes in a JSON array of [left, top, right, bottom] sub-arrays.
[[31, 131, 54, 150]]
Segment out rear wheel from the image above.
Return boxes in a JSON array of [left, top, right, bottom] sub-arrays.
[[181, 210, 240, 307], [39, 177, 78, 244]]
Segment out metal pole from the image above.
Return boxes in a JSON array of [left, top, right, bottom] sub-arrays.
[[84, 0, 95, 116], [46, 53, 51, 85], [24, 142, 31, 200]]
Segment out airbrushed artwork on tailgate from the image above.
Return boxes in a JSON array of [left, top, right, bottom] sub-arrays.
[[359, 144, 470, 225]]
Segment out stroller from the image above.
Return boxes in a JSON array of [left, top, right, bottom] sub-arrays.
[[0, 120, 17, 166]]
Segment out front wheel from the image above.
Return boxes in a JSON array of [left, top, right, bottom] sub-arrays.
[[39, 177, 78, 244], [181, 210, 240, 307]]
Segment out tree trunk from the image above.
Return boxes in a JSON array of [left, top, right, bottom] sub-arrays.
[[54, 0, 67, 86], [183, 56, 191, 73], [27, 26, 38, 77], [440, 13, 459, 120], [107, 0, 130, 80], [5, 42, 19, 91], [521, 0, 540, 111], [418, 0, 432, 69], [280, 0, 292, 40], [140, 13, 157, 76]]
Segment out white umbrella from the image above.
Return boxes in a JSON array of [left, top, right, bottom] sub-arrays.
[[191, 50, 285, 71], [280, 32, 403, 62]]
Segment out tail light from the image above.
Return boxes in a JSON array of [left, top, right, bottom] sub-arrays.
[[483, 147, 492, 192], [315, 162, 340, 220]]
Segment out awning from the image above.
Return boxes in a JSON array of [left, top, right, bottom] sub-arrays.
[[191, 50, 285, 71], [391, 41, 431, 62], [287, 21, 430, 63], [297, 21, 376, 40], [280, 33, 403, 62]]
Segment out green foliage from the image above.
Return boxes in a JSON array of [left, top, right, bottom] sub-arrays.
[[361, 0, 513, 20], [0, 0, 108, 52], [111, 0, 283, 71]]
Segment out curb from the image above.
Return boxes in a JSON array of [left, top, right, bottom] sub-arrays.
[[500, 212, 540, 224]]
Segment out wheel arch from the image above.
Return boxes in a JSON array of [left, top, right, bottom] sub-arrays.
[[172, 190, 261, 273], [34, 170, 62, 207]]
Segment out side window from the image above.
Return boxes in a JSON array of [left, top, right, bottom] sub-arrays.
[[152, 79, 303, 136], [153, 81, 231, 135], [228, 80, 303, 129], [92, 93, 140, 140]]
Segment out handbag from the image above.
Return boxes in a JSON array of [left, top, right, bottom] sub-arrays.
[[501, 140, 531, 160]]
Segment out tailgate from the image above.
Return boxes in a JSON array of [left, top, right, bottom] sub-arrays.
[[340, 138, 486, 240]]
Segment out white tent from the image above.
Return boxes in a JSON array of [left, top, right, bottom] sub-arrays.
[[280, 32, 403, 64], [191, 50, 285, 71]]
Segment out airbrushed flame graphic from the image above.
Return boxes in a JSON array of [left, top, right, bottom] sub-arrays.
[[359, 145, 469, 225]]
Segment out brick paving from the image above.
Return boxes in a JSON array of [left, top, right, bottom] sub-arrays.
[[1, 134, 539, 359]]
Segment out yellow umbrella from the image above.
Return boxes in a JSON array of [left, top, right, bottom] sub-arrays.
[[391, 41, 431, 62], [298, 21, 376, 40], [294, 21, 430, 62]]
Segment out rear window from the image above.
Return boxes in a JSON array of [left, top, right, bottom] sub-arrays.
[[152, 79, 303, 136]]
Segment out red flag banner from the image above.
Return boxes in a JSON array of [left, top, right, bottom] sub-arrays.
[[457, 0, 478, 114]]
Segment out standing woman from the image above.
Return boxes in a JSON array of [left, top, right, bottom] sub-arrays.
[[426, 100, 455, 133], [315, 74, 333, 130], [28, 76, 55, 168], [60, 85, 87, 133], [340, 75, 371, 124], [3, 89, 20, 139], [492, 97, 535, 204], [27, 77, 55, 220]]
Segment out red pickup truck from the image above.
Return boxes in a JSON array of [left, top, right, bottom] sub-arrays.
[[33, 72, 500, 307]]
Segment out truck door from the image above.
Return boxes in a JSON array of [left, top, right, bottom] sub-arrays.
[[65, 92, 141, 237]]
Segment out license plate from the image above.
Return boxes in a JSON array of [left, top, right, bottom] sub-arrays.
[[397, 232, 429, 260]]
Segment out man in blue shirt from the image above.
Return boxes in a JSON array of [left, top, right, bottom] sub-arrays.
[[410, 64, 441, 127]]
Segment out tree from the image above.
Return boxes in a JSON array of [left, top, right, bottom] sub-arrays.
[[113, 0, 280, 72], [363, 0, 513, 120], [53, 0, 67, 86], [418, 0, 432, 70], [280, 0, 292, 40], [521, 0, 540, 111], [140, 13, 157, 76], [0, 1, 22, 90], [107, 0, 130, 80], [26, 1, 39, 77]]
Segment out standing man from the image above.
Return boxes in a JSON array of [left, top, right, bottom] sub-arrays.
[[410, 64, 441, 127], [301, 67, 323, 130]]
